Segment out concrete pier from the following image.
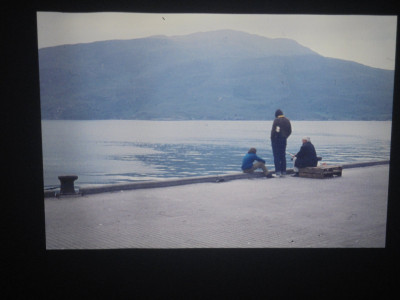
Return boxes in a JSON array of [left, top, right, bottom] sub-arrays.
[[44, 163, 390, 249]]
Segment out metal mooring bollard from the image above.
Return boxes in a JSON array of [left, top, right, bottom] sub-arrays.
[[58, 175, 78, 195]]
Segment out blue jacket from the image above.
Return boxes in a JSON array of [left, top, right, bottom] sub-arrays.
[[241, 153, 266, 170]]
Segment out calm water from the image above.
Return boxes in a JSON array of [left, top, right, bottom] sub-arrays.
[[41, 120, 392, 188]]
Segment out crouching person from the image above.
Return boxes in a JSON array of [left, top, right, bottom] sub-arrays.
[[291, 137, 318, 177], [241, 148, 272, 178]]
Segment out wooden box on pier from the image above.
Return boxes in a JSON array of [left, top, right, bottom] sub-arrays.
[[299, 165, 342, 179]]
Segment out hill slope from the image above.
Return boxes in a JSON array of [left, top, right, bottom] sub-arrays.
[[38, 30, 394, 120]]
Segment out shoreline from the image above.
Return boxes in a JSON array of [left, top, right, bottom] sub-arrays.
[[44, 160, 390, 198]]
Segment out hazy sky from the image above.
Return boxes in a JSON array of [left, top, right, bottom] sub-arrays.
[[37, 12, 397, 70]]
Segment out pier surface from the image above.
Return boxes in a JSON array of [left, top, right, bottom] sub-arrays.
[[44, 164, 389, 249]]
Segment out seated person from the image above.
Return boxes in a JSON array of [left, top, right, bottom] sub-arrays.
[[241, 148, 272, 178], [290, 137, 318, 177]]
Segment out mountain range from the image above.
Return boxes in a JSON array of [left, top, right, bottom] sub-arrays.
[[38, 29, 394, 120]]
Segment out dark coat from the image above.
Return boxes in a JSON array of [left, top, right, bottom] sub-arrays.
[[271, 116, 292, 140], [295, 141, 318, 168]]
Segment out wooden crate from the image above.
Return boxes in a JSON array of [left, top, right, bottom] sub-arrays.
[[299, 165, 342, 179]]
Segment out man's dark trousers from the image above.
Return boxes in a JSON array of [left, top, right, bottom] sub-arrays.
[[272, 136, 287, 174]]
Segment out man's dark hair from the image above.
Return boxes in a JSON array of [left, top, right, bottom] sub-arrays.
[[275, 109, 283, 117]]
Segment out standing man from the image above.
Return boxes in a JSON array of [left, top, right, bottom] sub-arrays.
[[270, 109, 292, 177]]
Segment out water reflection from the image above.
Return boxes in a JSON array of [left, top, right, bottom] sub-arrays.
[[41, 120, 392, 187]]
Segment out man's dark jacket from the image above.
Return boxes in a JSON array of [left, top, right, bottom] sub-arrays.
[[270, 115, 292, 140], [295, 141, 318, 168]]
